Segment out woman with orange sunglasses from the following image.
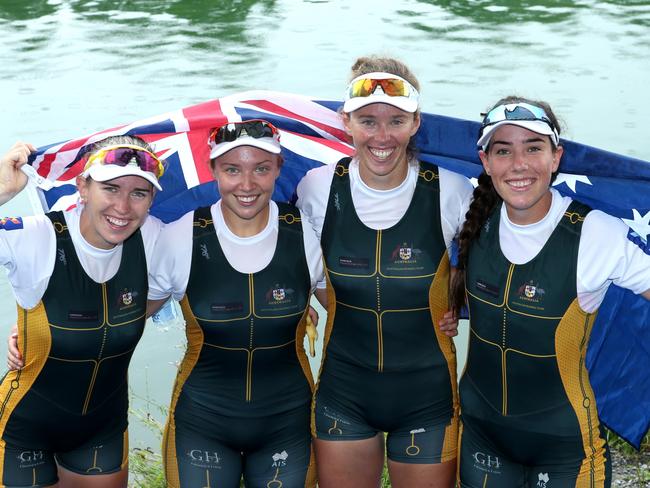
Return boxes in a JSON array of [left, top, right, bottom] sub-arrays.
[[296, 55, 472, 488], [0, 136, 164, 488]]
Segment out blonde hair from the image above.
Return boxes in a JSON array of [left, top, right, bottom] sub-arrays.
[[89, 135, 155, 154]]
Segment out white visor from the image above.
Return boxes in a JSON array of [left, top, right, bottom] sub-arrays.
[[82, 162, 162, 190], [209, 136, 282, 160], [343, 72, 420, 113], [478, 119, 559, 150]]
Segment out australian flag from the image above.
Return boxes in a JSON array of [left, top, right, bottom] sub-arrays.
[[25, 90, 650, 448]]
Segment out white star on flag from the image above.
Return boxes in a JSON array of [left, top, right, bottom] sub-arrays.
[[552, 173, 593, 193], [622, 209, 650, 242]]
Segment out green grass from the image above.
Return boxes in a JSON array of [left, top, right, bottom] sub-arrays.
[[381, 462, 391, 487], [128, 402, 167, 488], [607, 429, 650, 456], [127, 399, 249, 487], [129, 445, 166, 488], [607, 430, 650, 486]]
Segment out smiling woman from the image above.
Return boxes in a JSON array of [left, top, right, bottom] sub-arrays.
[[342, 103, 420, 190], [451, 96, 650, 488], [76, 176, 156, 249], [0, 136, 164, 488], [149, 119, 323, 488], [296, 55, 472, 488], [209, 121, 283, 236], [477, 100, 562, 225]]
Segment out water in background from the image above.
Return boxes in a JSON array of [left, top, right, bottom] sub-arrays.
[[0, 0, 649, 454]]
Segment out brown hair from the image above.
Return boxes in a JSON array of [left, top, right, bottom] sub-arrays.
[[449, 96, 563, 315]]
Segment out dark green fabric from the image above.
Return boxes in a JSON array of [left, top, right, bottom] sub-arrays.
[[29, 211, 147, 416], [0, 210, 145, 481], [180, 204, 311, 417], [317, 158, 455, 437], [321, 158, 448, 373], [463, 201, 589, 431]]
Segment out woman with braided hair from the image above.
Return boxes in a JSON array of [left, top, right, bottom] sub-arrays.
[[450, 96, 650, 488]]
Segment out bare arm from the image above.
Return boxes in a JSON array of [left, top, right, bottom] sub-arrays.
[[438, 266, 460, 338], [643, 289, 650, 301], [0, 142, 35, 205], [9, 298, 176, 370], [147, 297, 170, 319], [314, 287, 327, 308]]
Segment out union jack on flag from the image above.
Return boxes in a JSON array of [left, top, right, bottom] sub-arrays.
[[25, 90, 650, 447]]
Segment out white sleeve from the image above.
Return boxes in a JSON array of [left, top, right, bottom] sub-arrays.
[[141, 214, 163, 276], [577, 210, 650, 312], [147, 211, 194, 302], [0, 215, 56, 309], [439, 168, 474, 255], [300, 210, 324, 291], [295, 164, 334, 241]]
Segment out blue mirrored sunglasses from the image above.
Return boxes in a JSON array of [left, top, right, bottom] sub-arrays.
[[481, 102, 555, 131]]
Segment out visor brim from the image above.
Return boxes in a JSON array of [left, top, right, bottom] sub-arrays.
[[478, 120, 558, 149], [342, 95, 419, 114], [83, 164, 162, 190], [209, 136, 282, 159]]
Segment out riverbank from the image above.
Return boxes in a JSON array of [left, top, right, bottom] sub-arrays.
[[610, 438, 650, 487]]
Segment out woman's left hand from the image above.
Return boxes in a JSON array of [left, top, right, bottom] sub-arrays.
[[438, 310, 459, 337], [306, 306, 319, 357], [7, 324, 23, 370]]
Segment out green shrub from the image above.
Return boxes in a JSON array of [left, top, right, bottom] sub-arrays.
[[129, 445, 166, 488], [128, 401, 167, 487]]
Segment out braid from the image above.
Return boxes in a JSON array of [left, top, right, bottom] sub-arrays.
[[450, 172, 501, 314], [450, 94, 562, 314]]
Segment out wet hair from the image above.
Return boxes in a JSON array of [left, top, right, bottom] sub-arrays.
[[449, 96, 563, 315], [345, 55, 421, 161]]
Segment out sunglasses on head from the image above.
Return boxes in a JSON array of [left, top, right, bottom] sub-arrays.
[[84, 144, 165, 178], [209, 119, 280, 146], [347, 77, 419, 99], [480, 102, 558, 133]]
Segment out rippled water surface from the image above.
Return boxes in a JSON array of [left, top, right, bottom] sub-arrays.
[[2, 0, 649, 157], [1, 0, 649, 452]]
